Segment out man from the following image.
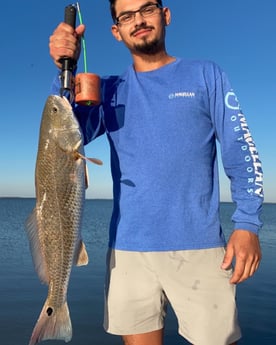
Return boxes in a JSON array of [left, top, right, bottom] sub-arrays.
[[49, 1, 263, 344]]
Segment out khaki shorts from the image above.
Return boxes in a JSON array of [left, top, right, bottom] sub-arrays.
[[104, 248, 241, 345]]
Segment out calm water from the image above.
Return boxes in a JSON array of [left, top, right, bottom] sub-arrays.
[[0, 198, 275, 345]]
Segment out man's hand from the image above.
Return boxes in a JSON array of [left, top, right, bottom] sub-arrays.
[[49, 23, 86, 69], [221, 229, 262, 284]]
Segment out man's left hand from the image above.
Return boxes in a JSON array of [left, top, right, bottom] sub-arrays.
[[221, 229, 262, 284]]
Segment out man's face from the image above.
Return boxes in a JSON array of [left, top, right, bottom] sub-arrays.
[[111, 0, 170, 55]]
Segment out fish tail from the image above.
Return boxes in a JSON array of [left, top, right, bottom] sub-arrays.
[[28, 299, 72, 345]]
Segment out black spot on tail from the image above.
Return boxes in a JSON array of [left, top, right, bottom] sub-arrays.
[[46, 307, 53, 316]]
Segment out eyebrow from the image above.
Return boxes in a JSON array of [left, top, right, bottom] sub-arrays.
[[116, 1, 157, 18]]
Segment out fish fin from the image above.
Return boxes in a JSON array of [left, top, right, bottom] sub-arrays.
[[85, 164, 89, 189], [86, 157, 103, 165], [28, 299, 72, 345], [75, 151, 103, 165], [25, 209, 49, 284], [74, 240, 89, 266]]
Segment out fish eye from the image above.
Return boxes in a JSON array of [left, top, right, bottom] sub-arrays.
[[52, 106, 58, 113], [46, 307, 53, 316]]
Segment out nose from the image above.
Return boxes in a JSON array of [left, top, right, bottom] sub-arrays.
[[133, 11, 146, 25]]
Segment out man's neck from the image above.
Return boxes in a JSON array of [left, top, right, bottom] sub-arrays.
[[132, 51, 176, 72]]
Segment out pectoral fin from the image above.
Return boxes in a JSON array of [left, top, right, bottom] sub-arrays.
[[75, 151, 103, 165]]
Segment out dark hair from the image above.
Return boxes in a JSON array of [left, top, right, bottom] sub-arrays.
[[109, 0, 163, 23]]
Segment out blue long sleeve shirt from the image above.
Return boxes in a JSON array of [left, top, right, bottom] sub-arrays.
[[51, 58, 264, 251]]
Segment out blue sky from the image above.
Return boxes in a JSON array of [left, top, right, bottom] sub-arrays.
[[1, 0, 275, 202]]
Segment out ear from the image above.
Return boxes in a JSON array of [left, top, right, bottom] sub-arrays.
[[163, 7, 171, 26], [111, 24, 123, 41]]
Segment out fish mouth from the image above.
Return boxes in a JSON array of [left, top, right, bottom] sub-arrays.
[[51, 95, 73, 109], [61, 96, 73, 109]]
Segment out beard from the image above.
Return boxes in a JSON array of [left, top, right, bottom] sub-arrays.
[[132, 37, 163, 55]]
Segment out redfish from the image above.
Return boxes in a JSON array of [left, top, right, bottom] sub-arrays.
[[26, 95, 92, 344]]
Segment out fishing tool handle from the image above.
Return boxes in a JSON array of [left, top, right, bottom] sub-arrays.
[[60, 4, 77, 98], [64, 4, 76, 28]]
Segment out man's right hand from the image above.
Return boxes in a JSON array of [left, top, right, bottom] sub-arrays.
[[49, 23, 86, 69]]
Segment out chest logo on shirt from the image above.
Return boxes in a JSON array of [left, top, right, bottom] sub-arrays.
[[168, 91, 196, 100]]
